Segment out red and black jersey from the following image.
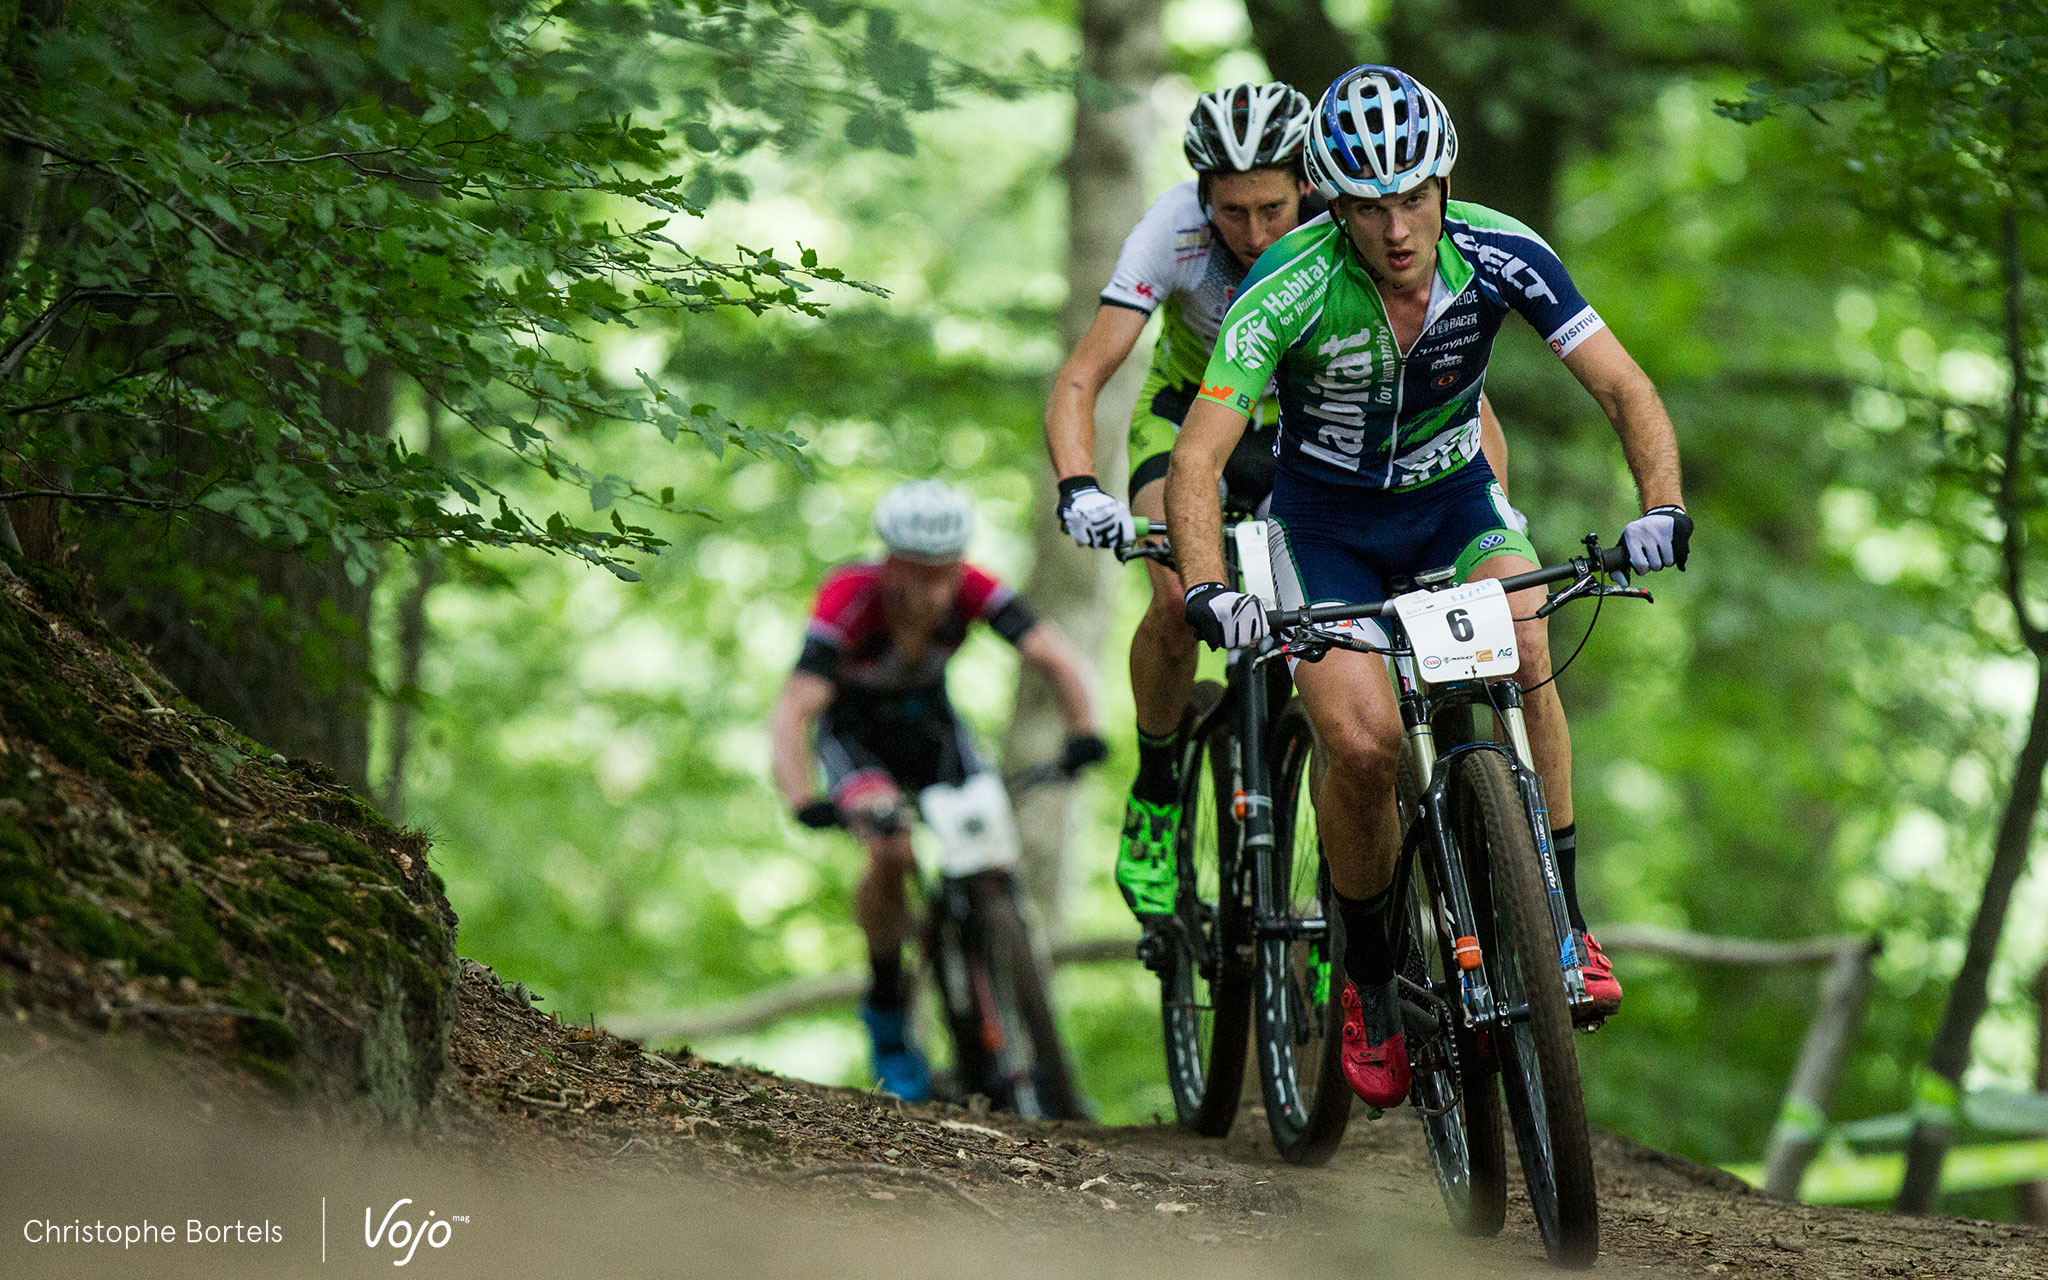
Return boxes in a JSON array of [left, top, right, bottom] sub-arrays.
[[795, 561, 1038, 724]]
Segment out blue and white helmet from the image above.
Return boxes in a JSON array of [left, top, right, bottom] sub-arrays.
[[874, 479, 975, 563], [1304, 65, 1458, 200]]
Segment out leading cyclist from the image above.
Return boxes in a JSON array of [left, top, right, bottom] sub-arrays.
[[1044, 81, 1518, 931], [1166, 66, 1691, 1109], [768, 480, 1106, 1101]]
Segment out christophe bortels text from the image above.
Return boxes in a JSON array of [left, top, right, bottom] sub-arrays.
[[22, 1219, 283, 1248]]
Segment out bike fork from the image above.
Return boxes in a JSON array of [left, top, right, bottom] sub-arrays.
[[1492, 689, 1590, 1009]]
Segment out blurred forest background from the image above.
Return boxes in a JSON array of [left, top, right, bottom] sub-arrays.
[[5, 0, 2047, 1221]]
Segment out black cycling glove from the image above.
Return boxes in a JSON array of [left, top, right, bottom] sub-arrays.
[[794, 798, 841, 830], [1061, 732, 1110, 775]]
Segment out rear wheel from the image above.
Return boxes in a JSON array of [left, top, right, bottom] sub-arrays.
[[1159, 681, 1250, 1135], [1255, 698, 1350, 1165], [1450, 750, 1598, 1267], [1398, 747, 1508, 1235]]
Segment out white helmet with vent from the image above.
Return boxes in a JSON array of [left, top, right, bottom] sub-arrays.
[[1184, 82, 1314, 173], [874, 479, 975, 563]]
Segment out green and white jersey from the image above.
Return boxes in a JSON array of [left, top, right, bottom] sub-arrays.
[[1196, 201, 1605, 492]]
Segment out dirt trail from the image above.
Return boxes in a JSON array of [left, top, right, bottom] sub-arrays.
[[444, 962, 2047, 1278], [4, 962, 2043, 1278]]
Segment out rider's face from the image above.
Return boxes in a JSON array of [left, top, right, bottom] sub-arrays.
[[879, 554, 962, 625], [1334, 178, 1444, 292], [1206, 168, 1308, 268]]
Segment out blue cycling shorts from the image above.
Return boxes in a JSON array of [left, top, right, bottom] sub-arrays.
[[1266, 460, 1537, 636]]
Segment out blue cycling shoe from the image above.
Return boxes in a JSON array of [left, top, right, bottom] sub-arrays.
[[858, 1003, 931, 1103]]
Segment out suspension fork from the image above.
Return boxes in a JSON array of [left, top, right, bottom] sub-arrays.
[[1231, 643, 1279, 931], [1481, 681, 1588, 1000]]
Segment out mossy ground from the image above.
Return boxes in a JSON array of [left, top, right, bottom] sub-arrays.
[[0, 553, 457, 1122]]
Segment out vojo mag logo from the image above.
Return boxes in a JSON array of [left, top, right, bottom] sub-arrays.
[[362, 1199, 467, 1267]]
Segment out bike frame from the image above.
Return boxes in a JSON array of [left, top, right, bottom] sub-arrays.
[[1173, 526, 1329, 993], [1381, 638, 1590, 1039]]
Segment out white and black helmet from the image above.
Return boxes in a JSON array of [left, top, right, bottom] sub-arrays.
[[1184, 82, 1314, 173], [1304, 64, 1458, 200], [874, 479, 975, 563]]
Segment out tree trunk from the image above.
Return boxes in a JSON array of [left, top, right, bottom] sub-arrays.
[[2023, 961, 2048, 1226], [1241, 0, 1356, 99], [1899, 205, 2043, 1214], [379, 407, 440, 822], [1000, 0, 1162, 935], [91, 344, 391, 796]]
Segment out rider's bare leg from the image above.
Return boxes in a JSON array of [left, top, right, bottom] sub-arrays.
[[852, 804, 918, 1003], [1128, 478, 1197, 740], [1287, 646, 1405, 899]]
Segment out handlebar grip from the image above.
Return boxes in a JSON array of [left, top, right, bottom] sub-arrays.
[[1132, 517, 1160, 538], [1598, 543, 1630, 575]]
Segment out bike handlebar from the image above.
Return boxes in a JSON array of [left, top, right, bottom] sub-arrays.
[[1266, 542, 1632, 631]]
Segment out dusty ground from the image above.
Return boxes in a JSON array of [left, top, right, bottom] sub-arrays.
[[441, 961, 2048, 1278], [4, 960, 2043, 1278]]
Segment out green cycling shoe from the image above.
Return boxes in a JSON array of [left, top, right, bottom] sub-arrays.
[[1116, 795, 1182, 918]]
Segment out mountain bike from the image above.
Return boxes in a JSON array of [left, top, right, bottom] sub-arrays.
[[1117, 514, 1351, 1165], [840, 760, 1094, 1121], [1265, 535, 1647, 1267]]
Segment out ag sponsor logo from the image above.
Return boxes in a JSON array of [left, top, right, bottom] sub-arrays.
[[1174, 227, 1210, 253], [1438, 311, 1479, 331], [1478, 532, 1507, 552], [1422, 655, 1443, 670], [1131, 281, 1156, 300], [1433, 372, 1458, 387], [1428, 352, 1462, 370], [1199, 381, 1235, 401]]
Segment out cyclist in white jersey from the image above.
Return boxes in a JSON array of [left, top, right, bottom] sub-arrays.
[[1043, 83, 1518, 927]]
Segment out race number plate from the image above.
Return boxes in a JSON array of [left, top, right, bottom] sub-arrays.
[[918, 773, 1021, 877], [1392, 578, 1520, 685]]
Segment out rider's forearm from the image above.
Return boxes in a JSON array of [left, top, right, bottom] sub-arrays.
[[1045, 359, 1109, 480], [1165, 399, 1247, 587], [1567, 332, 1685, 512], [1604, 381, 1685, 511], [768, 677, 830, 806], [1018, 624, 1097, 734]]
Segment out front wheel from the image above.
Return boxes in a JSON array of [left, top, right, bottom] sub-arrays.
[[1159, 681, 1251, 1135], [1450, 750, 1598, 1266], [1255, 698, 1351, 1165], [1399, 747, 1509, 1234]]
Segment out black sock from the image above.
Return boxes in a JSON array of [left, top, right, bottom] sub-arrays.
[[1132, 727, 1179, 805], [1553, 823, 1588, 934], [867, 948, 906, 1013], [1333, 885, 1398, 989]]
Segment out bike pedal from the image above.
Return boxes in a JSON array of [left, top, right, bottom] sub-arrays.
[[1134, 926, 1172, 974]]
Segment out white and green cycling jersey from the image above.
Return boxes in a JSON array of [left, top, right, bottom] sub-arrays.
[[1197, 200, 1606, 492]]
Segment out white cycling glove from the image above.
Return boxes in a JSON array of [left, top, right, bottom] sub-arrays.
[[1056, 475, 1135, 550], [1619, 505, 1693, 581], [1183, 582, 1269, 650]]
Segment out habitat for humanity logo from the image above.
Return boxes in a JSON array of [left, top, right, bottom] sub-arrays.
[[362, 1199, 466, 1267]]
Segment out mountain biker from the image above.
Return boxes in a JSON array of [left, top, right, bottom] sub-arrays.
[[1044, 80, 1520, 931], [1165, 65, 1691, 1110], [768, 479, 1107, 1101]]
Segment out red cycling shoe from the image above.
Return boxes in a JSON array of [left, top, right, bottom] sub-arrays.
[[1340, 979, 1411, 1109], [1579, 932, 1623, 1014]]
